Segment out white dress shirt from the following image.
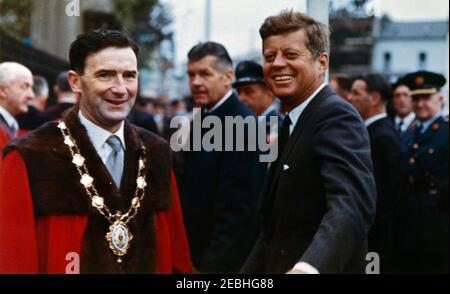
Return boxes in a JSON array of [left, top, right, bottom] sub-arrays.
[[394, 112, 415, 132], [78, 111, 125, 164], [0, 105, 19, 136], [285, 83, 326, 135]]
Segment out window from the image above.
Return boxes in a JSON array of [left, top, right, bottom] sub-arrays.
[[383, 52, 391, 72], [419, 52, 427, 70]]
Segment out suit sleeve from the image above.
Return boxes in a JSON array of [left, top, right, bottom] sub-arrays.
[[155, 170, 192, 273], [200, 148, 262, 273], [0, 150, 39, 273], [300, 102, 377, 273]]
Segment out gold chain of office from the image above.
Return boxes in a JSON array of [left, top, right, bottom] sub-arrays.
[[57, 121, 148, 263]]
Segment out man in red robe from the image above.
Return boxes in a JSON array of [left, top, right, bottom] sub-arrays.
[[0, 29, 191, 273], [0, 62, 35, 155]]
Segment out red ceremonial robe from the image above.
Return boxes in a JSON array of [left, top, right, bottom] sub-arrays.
[[0, 151, 191, 273], [0, 110, 191, 274]]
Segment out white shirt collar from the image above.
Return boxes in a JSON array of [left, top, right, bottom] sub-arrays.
[[365, 113, 387, 127], [59, 96, 78, 104], [0, 105, 19, 135], [417, 111, 442, 133], [207, 89, 233, 113], [261, 104, 276, 117], [285, 83, 326, 135], [78, 111, 126, 157], [394, 112, 415, 132]]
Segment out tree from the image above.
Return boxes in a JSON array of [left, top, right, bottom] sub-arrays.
[[0, 0, 31, 40]]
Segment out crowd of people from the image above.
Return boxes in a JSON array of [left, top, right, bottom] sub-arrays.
[[0, 9, 448, 274]]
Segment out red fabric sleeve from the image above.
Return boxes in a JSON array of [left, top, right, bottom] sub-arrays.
[[0, 150, 39, 273], [155, 170, 192, 273]]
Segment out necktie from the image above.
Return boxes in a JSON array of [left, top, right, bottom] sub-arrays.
[[397, 120, 404, 132], [106, 135, 124, 188], [278, 115, 292, 157]]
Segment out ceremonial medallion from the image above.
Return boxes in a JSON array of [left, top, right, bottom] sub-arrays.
[[106, 220, 133, 263]]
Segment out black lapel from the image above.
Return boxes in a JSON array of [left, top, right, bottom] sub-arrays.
[[263, 86, 334, 201]]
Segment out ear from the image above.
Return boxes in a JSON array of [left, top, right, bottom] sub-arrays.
[[67, 70, 82, 95], [318, 52, 329, 73], [370, 91, 382, 106], [0, 83, 7, 99], [224, 69, 234, 87]]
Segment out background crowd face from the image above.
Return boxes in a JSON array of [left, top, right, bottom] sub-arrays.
[[392, 85, 413, 117], [0, 65, 34, 116], [236, 83, 273, 115], [69, 47, 138, 132], [187, 55, 233, 110], [413, 93, 443, 121], [348, 79, 371, 119], [262, 29, 328, 112]]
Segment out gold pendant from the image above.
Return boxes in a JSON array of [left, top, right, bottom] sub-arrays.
[[106, 220, 133, 263]]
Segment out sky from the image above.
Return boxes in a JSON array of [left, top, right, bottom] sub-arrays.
[[162, 0, 449, 71]]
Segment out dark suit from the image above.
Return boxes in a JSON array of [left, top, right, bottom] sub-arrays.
[[0, 114, 15, 151], [178, 93, 265, 273], [16, 105, 51, 131], [366, 117, 401, 272], [43, 102, 76, 120], [127, 109, 158, 135], [242, 86, 376, 274], [264, 108, 283, 135]]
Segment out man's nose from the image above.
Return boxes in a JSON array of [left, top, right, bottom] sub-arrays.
[[191, 75, 203, 86], [272, 53, 287, 68], [112, 76, 127, 94], [26, 88, 35, 101]]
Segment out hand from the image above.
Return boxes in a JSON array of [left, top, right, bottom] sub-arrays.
[[286, 269, 306, 274]]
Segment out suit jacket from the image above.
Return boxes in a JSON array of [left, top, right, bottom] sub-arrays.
[[241, 85, 376, 274], [178, 93, 265, 273], [0, 114, 14, 152], [366, 117, 401, 271], [16, 105, 51, 131], [127, 108, 159, 135], [43, 102, 76, 120]]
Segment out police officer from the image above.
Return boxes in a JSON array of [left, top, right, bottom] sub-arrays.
[[233, 60, 282, 139], [395, 70, 448, 273]]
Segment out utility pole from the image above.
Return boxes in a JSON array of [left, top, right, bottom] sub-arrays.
[[204, 0, 212, 41], [307, 0, 330, 80]]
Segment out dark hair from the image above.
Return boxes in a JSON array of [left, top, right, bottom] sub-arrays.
[[357, 73, 391, 102], [187, 41, 232, 72], [330, 73, 352, 92], [55, 71, 72, 92], [69, 29, 139, 74], [32, 75, 49, 97], [259, 9, 329, 58]]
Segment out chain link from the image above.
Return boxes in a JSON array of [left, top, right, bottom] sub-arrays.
[[58, 121, 148, 225]]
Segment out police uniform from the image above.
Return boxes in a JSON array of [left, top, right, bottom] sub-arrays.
[[395, 71, 449, 273]]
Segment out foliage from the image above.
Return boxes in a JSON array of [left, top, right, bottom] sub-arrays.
[[0, 0, 31, 40]]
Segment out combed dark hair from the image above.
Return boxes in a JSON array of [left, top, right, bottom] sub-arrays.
[[187, 41, 232, 72], [330, 73, 353, 92], [259, 9, 329, 58], [69, 29, 139, 74], [55, 71, 72, 92], [357, 73, 391, 102]]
